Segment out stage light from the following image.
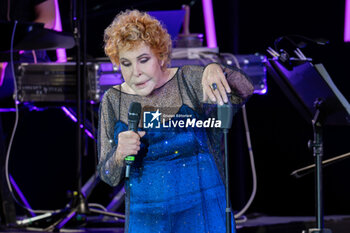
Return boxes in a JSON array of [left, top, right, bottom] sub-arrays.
[[202, 0, 217, 48]]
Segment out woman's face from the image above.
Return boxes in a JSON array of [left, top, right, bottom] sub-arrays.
[[119, 42, 165, 96]]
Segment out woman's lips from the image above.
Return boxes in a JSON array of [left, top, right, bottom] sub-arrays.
[[135, 80, 150, 89]]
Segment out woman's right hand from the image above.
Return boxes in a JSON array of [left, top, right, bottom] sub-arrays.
[[115, 130, 146, 164]]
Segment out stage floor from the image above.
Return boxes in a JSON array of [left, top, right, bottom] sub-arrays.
[[237, 214, 350, 233], [1, 214, 350, 232]]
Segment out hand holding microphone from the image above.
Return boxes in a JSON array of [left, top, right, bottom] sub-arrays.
[[115, 102, 145, 178], [115, 131, 145, 164]]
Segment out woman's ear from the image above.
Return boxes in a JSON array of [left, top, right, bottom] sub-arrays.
[[159, 60, 166, 71]]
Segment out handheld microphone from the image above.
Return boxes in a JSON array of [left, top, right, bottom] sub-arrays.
[[125, 102, 141, 178], [217, 93, 235, 131]]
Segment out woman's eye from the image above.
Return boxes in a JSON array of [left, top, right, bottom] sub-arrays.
[[121, 62, 131, 67], [140, 58, 149, 63]]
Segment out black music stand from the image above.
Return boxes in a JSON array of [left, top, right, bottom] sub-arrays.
[[266, 58, 350, 233]]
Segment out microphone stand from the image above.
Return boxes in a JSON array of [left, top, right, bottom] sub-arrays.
[[217, 97, 236, 233], [39, 0, 124, 231], [303, 99, 332, 233], [0, 1, 123, 230]]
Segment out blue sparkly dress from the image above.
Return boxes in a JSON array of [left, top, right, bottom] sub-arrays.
[[97, 65, 254, 233]]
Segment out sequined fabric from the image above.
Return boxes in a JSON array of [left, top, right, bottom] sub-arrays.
[[97, 65, 254, 233]]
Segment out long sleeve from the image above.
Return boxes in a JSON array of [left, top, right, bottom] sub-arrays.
[[97, 90, 125, 187], [222, 65, 254, 104], [179, 64, 254, 106], [178, 64, 254, 181]]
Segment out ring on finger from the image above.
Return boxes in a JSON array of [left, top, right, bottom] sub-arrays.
[[211, 82, 218, 91]]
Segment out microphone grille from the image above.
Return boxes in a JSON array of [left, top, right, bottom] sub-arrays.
[[128, 102, 141, 121]]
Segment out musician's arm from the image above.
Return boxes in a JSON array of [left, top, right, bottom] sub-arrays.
[[34, 0, 56, 29]]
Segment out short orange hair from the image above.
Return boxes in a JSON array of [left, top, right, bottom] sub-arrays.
[[104, 10, 172, 70]]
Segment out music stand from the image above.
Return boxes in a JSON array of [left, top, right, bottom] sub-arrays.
[[266, 58, 350, 233]]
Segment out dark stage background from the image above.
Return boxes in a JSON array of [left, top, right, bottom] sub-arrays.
[[3, 0, 350, 221]]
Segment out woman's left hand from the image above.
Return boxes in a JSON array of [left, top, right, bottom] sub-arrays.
[[202, 63, 231, 105]]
